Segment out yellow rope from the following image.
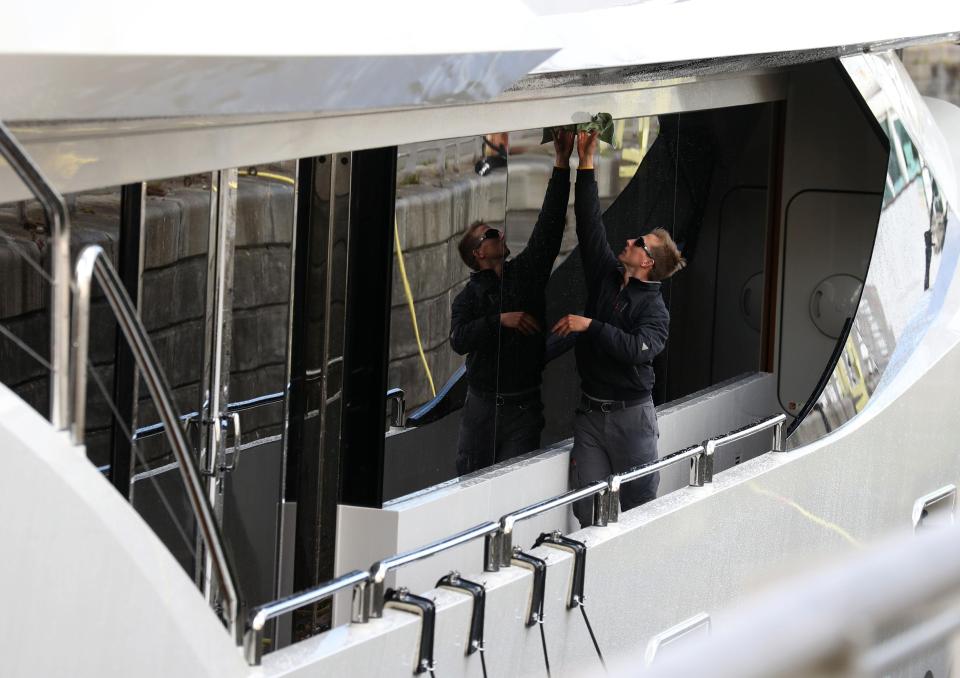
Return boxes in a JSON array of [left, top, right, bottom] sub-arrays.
[[237, 169, 295, 185], [394, 219, 436, 397], [748, 481, 862, 549]]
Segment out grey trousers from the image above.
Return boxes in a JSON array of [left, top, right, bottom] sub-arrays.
[[456, 390, 545, 477], [570, 398, 660, 527]]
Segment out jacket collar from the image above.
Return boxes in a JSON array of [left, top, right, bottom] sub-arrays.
[[615, 266, 661, 292]]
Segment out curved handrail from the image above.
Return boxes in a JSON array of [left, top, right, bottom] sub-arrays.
[[244, 569, 370, 665], [705, 413, 786, 455], [71, 244, 241, 644]]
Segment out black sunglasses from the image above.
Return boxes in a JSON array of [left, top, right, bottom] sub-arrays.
[[634, 235, 655, 260], [475, 228, 501, 247]]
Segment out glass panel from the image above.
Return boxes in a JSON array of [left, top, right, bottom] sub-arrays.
[[498, 127, 576, 452], [500, 108, 775, 455], [289, 153, 352, 638], [383, 135, 508, 498], [229, 161, 296, 438], [134, 173, 213, 468], [222, 160, 296, 610], [0, 188, 124, 469], [382, 105, 780, 499], [885, 120, 907, 200], [130, 172, 214, 577], [894, 119, 922, 181], [0, 199, 51, 421]]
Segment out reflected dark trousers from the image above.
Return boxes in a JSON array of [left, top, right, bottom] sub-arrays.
[[570, 398, 659, 527], [456, 389, 545, 476]]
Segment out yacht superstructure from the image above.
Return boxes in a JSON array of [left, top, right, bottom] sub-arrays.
[[2, 3, 960, 677]]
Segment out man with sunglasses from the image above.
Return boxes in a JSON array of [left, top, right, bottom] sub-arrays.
[[552, 130, 685, 526], [449, 130, 575, 476]]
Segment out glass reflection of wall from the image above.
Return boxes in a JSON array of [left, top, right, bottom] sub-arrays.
[[224, 161, 296, 611], [0, 199, 52, 426], [382, 136, 508, 499], [230, 161, 296, 442], [0, 187, 123, 468], [132, 173, 214, 575]]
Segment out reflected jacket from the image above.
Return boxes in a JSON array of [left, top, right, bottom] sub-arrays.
[[574, 169, 670, 401], [449, 167, 571, 395]]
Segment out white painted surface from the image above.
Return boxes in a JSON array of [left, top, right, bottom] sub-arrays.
[[0, 384, 245, 678], [268, 231, 960, 676], [925, 97, 960, 202]]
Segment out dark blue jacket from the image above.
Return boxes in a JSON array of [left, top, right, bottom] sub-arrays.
[[574, 169, 670, 401], [450, 167, 570, 394]]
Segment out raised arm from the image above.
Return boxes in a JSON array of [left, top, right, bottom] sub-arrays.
[[575, 131, 619, 284], [511, 129, 574, 280]]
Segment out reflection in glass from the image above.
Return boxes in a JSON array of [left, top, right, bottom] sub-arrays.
[[383, 105, 789, 499], [0, 188, 124, 468], [223, 161, 296, 611], [230, 161, 296, 442], [131, 172, 214, 576], [383, 136, 509, 498], [0, 198, 50, 417], [790, 53, 954, 446], [460, 130, 572, 475]]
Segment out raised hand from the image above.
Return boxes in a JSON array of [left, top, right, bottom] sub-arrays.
[[551, 314, 593, 337], [553, 128, 576, 168], [500, 311, 542, 336], [577, 130, 599, 169]]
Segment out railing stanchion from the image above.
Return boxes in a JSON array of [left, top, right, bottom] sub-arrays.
[[591, 489, 608, 527], [484, 531, 501, 572], [352, 579, 371, 624], [773, 419, 785, 452], [690, 443, 715, 487], [606, 476, 621, 523], [500, 521, 515, 568]]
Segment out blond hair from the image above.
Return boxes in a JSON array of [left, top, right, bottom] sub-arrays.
[[647, 228, 685, 281]]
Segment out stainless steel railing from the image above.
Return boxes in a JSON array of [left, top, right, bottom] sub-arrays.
[[355, 521, 501, 622], [241, 412, 790, 665], [242, 521, 500, 665], [71, 244, 242, 644], [605, 413, 785, 520], [486, 481, 610, 570], [605, 443, 706, 522], [243, 569, 371, 665]]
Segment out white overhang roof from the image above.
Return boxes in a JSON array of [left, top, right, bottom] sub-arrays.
[[0, 0, 559, 120]]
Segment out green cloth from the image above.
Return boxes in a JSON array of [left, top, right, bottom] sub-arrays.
[[541, 112, 615, 147]]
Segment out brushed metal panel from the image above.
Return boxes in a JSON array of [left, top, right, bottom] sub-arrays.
[[0, 72, 786, 204]]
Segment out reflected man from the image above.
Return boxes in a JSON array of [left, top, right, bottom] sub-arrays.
[[553, 130, 685, 526], [450, 130, 575, 476]]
